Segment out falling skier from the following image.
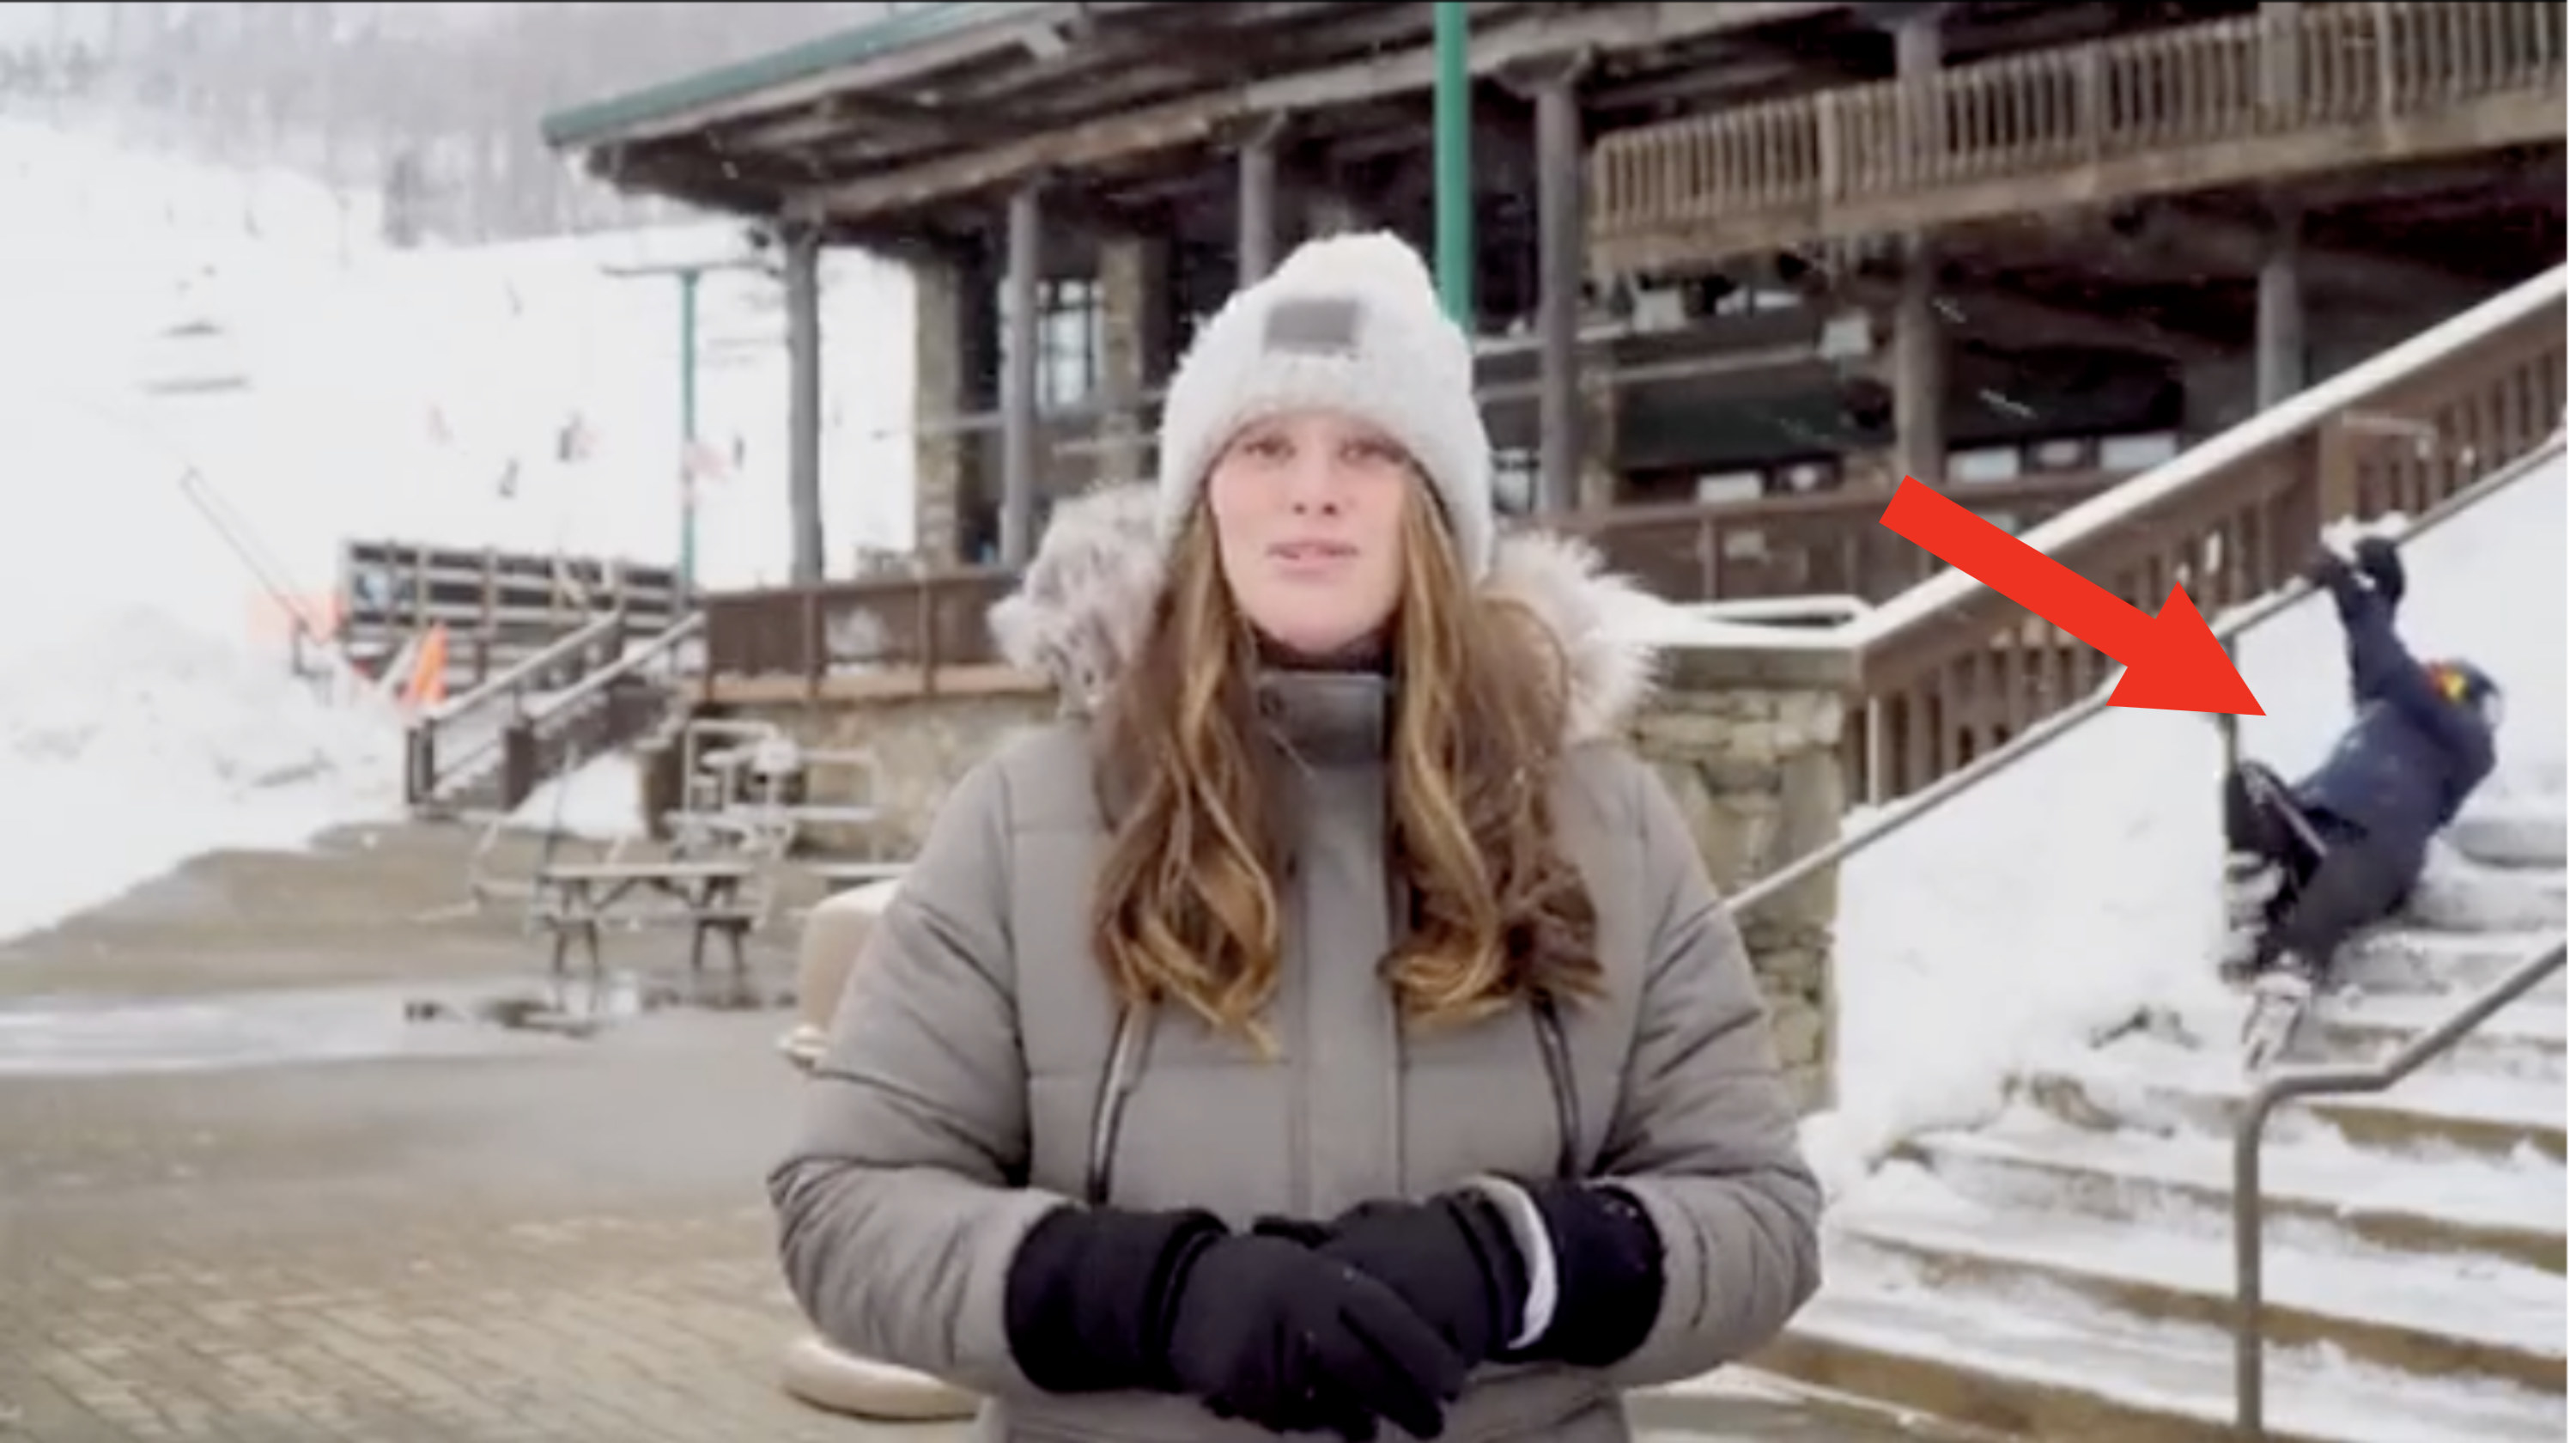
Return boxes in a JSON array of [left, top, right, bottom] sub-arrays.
[[2224, 535, 2505, 1072]]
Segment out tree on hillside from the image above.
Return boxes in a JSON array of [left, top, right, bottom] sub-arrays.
[[5, 1, 900, 245]]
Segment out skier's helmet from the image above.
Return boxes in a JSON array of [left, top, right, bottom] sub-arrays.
[[2427, 659, 2504, 731]]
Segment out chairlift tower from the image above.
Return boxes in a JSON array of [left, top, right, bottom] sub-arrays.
[[601, 253, 777, 602]]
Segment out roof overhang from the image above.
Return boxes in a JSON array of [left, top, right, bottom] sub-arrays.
[[540, 2, 1845, 234]]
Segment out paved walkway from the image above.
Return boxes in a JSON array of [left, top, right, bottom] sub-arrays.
[[0, 823, 1949, 1443]]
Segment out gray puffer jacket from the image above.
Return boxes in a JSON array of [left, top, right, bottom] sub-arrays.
[[771, 484, 1821, 1443]]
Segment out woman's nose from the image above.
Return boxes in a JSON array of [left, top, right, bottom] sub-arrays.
[[1281, 456, 1344, 514]]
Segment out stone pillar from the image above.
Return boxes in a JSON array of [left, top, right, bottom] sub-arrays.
[[909, 254, 966, 567], [1889, 10, 1946, 490], [1534, 71, 1584, 516], [1096, 236, 1149, 484], [1238, 122, 1280, 286], [2256, 209, 2306, 408], [1000, 182, 1044, 568], [1628, 643, 1854, 1115], [784, 226, 826, 585]]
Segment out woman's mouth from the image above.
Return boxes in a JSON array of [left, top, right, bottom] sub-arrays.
[[1267, 539, 1358, 574]]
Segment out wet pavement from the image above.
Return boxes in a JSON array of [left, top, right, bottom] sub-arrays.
[[0, 823, 1957, 1442]]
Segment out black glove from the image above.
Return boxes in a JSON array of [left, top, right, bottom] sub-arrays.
[[2354, 536, 2406, 607], [1272, 1181, 1668, 1373], [1504, 1181, 1668, 1369], [1259, 1192, 1530, 1365], [2301, 544, 2351, 590], [1173, 1232, 1467, 1440], [1004, 1206, 1466, 1441]]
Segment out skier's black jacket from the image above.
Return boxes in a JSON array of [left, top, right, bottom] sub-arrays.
[[2291, 546, 2497, 876]]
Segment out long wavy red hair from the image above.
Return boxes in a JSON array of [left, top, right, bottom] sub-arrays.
[[1089, 489, 1602, 1054]]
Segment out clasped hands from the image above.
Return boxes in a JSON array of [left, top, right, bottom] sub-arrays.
[[1164, 1190, 1531, 1443]]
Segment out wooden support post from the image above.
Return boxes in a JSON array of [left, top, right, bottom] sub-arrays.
[[1000, 181, 1044, 568], [1238, 122, 1279, 287], [1534, 69, 1584, 516], [784, 225, 825, 586]]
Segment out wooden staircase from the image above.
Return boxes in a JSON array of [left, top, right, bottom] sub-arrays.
[[404, 609, 705, 819]]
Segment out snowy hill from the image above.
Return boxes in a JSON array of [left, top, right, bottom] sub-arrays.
[[0, 121, 919, 945], [0, 119, 918, 608]]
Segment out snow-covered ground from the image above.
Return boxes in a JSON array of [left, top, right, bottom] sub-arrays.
[[1808, 446, 2568, 1190], [0, 120, 914, 944], [506, 752, 648, 843]]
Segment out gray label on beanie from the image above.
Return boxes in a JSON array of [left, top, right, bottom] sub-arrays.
[[1262, 295, 1364, 356]]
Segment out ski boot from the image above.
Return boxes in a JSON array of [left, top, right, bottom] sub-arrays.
[[2218, 852, 2282, 989], [2239, 963, 2320, 1074]]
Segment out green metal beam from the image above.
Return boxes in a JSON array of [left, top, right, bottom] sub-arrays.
[[1433, 1, 1473, 328]]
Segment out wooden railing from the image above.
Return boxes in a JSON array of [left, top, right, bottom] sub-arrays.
[[1844, 265, 2567, 806], [696, 475, 2128, 696], [704, 569, 1021, 695], [1583, 472, 2123, 603], [1590, 1, 2567, 274], [341, 538, 683, 691], [405, 607, 631, 807]]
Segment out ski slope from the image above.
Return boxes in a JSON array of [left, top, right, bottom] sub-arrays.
[[1808, 447, 2568, 1191], [0, 118, 919, 606], [0, 120, 917, 945]]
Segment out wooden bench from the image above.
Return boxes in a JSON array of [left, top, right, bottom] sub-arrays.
[[532, 859, 762, 982]]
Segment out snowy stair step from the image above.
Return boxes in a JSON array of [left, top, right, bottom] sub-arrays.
[[2408, 862, 2567, 932], [2446, 798, 2571, 869], [2155, 989, 2566, 1082], [2320, 990, 2567, 1078], [1897, 1118, 2567, 1275], [2026, 1031, 2569, 1165], [2451, 814, 2569, 869], [1832, 1176, 2566, 1392], [2337, 927, 2569, 997], [1761, 1269, 2570, 1443]]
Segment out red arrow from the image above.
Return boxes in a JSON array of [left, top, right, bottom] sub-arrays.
[[1880, 476, 2264, 716]]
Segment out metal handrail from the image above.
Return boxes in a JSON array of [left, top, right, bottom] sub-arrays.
[[2232, 939, 2568, 1438], [1727, 434, 2567, 917], [524, 612, 708, 729], [424, 606, 628, 728]]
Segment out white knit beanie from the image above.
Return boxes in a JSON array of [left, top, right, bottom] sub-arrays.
[[1153, 230, 1496, 581]]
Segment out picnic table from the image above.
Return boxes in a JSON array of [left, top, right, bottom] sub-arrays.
[[532, 858, 762, 982], [810, 860, 908, 892]]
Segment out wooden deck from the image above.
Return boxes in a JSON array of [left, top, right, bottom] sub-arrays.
[[1590, 2, 2566, 277]]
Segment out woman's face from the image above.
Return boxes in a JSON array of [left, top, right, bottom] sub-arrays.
[[1204, 409, 1413, 661]]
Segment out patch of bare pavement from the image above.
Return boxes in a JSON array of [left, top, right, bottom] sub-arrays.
[[0, 823, 1955, 1442]]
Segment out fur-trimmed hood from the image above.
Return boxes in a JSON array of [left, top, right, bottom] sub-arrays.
[[986, 482, 1662, 744]]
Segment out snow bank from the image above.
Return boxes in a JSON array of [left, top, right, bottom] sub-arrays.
[[0, 309, 401, 945], [506, 752, 647, 843], [0, 607, 401, 941], [1807, 448, 2568, 1193]]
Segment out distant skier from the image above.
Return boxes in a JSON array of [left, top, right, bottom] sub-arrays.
[[2225, 535, 2504, 1069]]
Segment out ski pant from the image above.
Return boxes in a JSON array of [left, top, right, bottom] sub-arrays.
[[2223, 761, 2418, 980]]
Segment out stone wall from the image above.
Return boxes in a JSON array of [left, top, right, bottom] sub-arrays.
[[1627, 643, 1851, 1115], [732, 674, 1057, 856], [1095, 238, 1147, 487], [745, 642, 1850, 1114]]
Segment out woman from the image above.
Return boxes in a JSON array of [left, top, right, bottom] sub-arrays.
[[771, 230, 1821, 1443]]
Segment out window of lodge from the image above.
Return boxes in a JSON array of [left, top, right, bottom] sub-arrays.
[[996, 277, 1106, 415]]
